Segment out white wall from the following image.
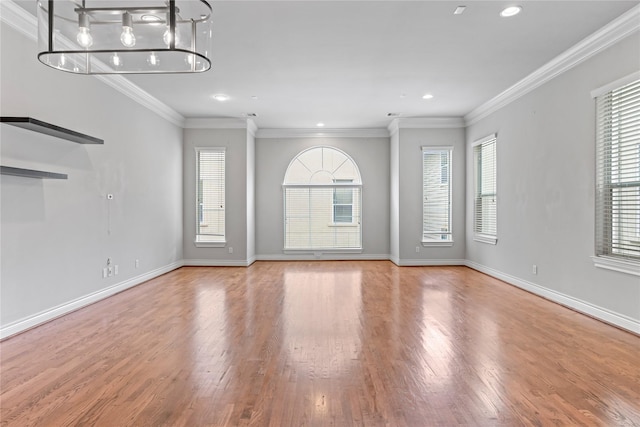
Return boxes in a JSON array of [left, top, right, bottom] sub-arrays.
[[397, 127, 466, 264], [256, 136, 390, 258], [182, 128, 251, 264], [1, 24, 183, 335], [465, 34, 640, 329]]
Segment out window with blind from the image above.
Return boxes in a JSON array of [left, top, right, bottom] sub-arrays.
[[422, 146, 453, 245], [473, 134, 497, 244], [283, 146, 362, 251], [595, 76, 640, 268], [195, 147, 225, 246]]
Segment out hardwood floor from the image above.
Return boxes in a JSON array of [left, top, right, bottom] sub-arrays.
[[1, 262, 639, 426]]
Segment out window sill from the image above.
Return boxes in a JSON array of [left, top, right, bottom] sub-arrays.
[[194, 240, 226, 248], [591, 256, 640, 277], [328, 223, 359, 227], [284, 248, 362, 254], [474, 234, 497, 245], [422, 240, 454, 247]]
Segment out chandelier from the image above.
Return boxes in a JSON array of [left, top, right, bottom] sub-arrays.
[[37, 0, 213, 74]]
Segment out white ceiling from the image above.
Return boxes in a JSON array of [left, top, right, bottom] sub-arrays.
[[14, 1, 640, 128]]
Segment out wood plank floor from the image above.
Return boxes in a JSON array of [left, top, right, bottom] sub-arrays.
[[1, 262, 639, 426]]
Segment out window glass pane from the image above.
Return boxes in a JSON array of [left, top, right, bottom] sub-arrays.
[[596, 78, 640, 260], [197, 149, 225, 242], [423, 148, 452, 242], [283, 147, 362, 250], [474, 137, 497, 238]]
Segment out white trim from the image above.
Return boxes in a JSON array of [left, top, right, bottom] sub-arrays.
[[183, 259, 254, 267], [184, 118, 251, 129], [256, 128, 389, 139], [465, 260, 640, 335], [397, 117, 465, 129], [0, 1, 35, 41], [0, 261, 184, 340], [591, 71, 640, 98], [95, 75, 185, 126], [422, 241, 454, 247], [591, 256, 640, 277], [387, 119, 400, 137], [396, 258, 466, 266], [256, 253, 389, 261], [474, 234, 498, 245], [421, 145, 454, 152], [0, 1, 185, 127], [465, 5, 640, 126], [194, 240, 226, 248], [247, 119, 258, 137], [472, 133, 498, 147]]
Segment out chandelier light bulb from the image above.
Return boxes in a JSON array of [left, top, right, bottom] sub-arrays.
[[76, 13, 93, 48], [147, 52, 159, 67], [120, 12, 136, 47], [163, 27, 179, 47], [111, 53, 122, 68]]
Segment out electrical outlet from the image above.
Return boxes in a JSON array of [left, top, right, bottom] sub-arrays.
[[416, 246, 420, 253], [114, 265, 119, 275], [103, 267, 108, 278], [532, 264, 538, 275], [135, 259, 139, 269], [228, 247, 233, 254]]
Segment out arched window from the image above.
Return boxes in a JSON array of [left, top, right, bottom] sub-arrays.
[[283, 146, 362, 251]]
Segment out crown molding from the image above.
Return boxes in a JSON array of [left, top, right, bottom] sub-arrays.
[[0, 0, 35, 40], [396, 117, 465, 129], [387, 119, 400, 137], [247, 119, 258, 137], [465, 4, 640, 126], [255, 128, 390, 139], [1, 1, 185, 128], [184, 118, 253, 129]]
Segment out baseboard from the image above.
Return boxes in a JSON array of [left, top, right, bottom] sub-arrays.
[[396, 258, 466, 267], [255, 253, 391, 261], [0, 260, 184, 340], [183, 259, 255, 267], [465, 260, 640, 335]]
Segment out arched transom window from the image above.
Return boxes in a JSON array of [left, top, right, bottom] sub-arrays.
[[283, 146, 362, 251]]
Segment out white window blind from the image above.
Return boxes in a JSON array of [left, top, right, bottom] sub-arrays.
[[595, 78, 640, 261], [422, 147, 453, 244], [283, 146, 362, 251], [473, 135, 497, 244], [196, 148, 225, 245]]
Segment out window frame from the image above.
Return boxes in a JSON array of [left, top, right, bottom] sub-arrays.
[[422, 146, 453, 247], [282, 146, 363, 253], [332, 179, 355, 225], [194, 147, 226, 248], [472, 134, 498, 245], [592, 72, 640, 276]]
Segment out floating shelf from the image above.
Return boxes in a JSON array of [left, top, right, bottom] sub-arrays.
[[0, 166, 68, 180], [0, 117, 103, 145]]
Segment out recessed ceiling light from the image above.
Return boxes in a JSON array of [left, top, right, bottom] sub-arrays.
[[422, 93, 434, 100], [212, 94, 230, 102], [251, 95, 258, 100], [454, 6, 466, 15], [500, 6, 522, 17], [316, 122, 325, 127]]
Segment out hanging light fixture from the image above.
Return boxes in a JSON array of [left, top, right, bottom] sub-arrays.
[[37, 0, 213, 74]]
